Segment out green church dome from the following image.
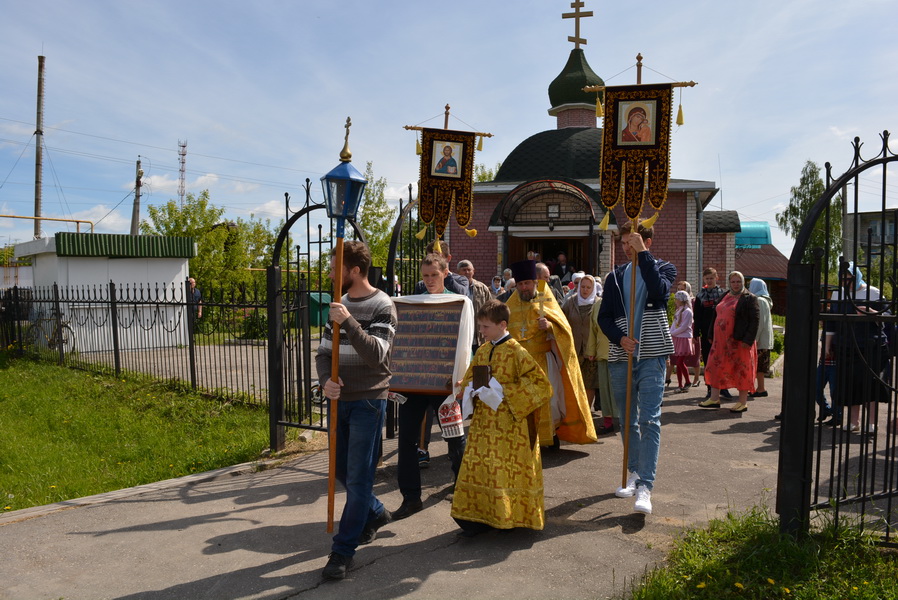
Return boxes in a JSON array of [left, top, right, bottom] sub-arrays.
[[548, 49, 604, 109]]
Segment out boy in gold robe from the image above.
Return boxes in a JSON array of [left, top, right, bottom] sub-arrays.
[[451, 300, 553, 536]]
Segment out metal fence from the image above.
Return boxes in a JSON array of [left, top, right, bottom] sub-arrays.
[[779, 131, 898, 544], [0, 280, 287, 406]]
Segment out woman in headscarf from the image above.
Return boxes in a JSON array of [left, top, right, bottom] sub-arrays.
[[562, 274, 599, 409], [699, 271, 759, 413], [748, 278, 774, 398]]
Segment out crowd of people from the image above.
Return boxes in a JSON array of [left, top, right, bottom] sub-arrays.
[[318, 229, 783, 580]]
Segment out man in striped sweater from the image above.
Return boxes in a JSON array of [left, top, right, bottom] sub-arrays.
[[317, 240, 398, 580], [598, 220, 676, 515]]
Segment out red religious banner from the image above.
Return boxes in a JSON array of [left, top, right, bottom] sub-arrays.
[[418, 128, 477, 237], [600, 83, 674, 219]]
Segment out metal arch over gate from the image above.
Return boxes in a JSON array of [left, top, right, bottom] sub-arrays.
[[267, 183, 366, 451], [778, 131, 898, 542]]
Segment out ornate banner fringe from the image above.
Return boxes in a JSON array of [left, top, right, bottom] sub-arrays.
[[600, 83, 673, 219], [419, 128, 477, 237]]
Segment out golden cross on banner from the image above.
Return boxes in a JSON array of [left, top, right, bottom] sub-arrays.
[[562, 0, 593, 49]]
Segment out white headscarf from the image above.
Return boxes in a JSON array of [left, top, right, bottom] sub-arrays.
[[577, 274, 598, 306]]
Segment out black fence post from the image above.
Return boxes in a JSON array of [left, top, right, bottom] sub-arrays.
[[267, 265, 286, 451], [185, 278, 198, 390], [108, 280, 122, 378], [52, 283, 64, 366], [777, 261, 819, 537]]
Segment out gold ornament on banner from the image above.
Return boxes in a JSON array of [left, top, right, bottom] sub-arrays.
[[676, 89, 684, 126]]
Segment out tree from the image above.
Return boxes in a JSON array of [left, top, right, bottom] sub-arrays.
[[775, 160, 841, 269], [355, 161, 397, 270], [474, 162, 503, 182], [140, 190, 277, 290]]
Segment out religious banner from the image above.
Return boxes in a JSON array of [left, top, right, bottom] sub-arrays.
[[599, 83, 674, 219], [418, 128, 477, 237]]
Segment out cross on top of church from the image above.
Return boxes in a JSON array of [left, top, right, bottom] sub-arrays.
[[562, 0, 593, 49]]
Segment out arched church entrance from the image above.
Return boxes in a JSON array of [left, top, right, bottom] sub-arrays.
[[488, 178, 611, 276]]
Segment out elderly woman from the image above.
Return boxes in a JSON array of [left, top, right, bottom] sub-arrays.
[[699, 271, 759, 413], [562, 274, 600, 408], [748, 278, 774, 398]]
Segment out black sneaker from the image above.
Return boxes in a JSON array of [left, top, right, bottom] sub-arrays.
[[322, 552, 353, 580], [392, 499, 423, 520], [417, 449, 430, 469], [358, 508, 392, 545]]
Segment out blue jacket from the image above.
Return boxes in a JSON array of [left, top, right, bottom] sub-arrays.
[[597, 250, 676, 361]]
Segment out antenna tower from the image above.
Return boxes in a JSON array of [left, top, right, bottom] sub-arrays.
[[178, 140, 187, 207]]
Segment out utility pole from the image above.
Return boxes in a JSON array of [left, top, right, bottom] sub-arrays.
[[178, 140, 187, 207], [130, 157, 143, 235], [34, 55, 45, 239]]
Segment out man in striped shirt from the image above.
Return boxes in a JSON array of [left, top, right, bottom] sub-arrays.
[[598, 220, 676, 515], [317, 240, 398, 580]]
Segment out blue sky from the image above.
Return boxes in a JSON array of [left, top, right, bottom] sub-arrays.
[[1, 0, 895, 259]]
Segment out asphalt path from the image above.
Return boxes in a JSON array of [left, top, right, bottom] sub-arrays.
[[0, 375, 784, 600]]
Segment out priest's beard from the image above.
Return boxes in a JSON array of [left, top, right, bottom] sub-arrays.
[[519, 288, 536, 302]]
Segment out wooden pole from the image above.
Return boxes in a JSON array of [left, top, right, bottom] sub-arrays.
[[327, 235, 345, 533], [621, 216, 640, 489]]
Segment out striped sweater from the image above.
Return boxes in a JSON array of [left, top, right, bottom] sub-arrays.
[[316, 289, 397, 402], [597, 251, 676, 362]]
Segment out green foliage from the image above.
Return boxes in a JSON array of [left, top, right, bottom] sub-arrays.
[[355, 161, 397, 269], [0, 353, 271, 511], [626, 506, 898, 599], [474, 162, 503, 182], [140, 190, 277, 290], [776, 160, 842, 270]]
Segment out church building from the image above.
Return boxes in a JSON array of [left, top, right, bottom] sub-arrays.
[[448, 7, 740, 291]]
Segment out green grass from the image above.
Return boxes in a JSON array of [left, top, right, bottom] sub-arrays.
[[624, 506, 898, 599], [0, 351, 276, 512]]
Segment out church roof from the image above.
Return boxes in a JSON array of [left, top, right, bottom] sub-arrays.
[[702, 211, 742, 234], [548, 49, 604, 110], [494, 127, 602, 182], [736, 244, 789, 281]]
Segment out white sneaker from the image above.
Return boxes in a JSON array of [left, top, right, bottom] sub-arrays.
[[634, 485, 653, 514], [615, 472, 639, 498]]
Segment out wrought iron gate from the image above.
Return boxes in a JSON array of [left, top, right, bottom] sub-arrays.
[[778, 131, 898, 543], [267, 184, 365, 450]]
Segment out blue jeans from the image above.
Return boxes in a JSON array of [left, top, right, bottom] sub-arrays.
[[329, 398, 386, 557], [816, 362, 840, 417], [609, 356, 665, 490]]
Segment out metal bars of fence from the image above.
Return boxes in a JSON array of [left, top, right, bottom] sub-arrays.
[[0, 280, 272, 406]]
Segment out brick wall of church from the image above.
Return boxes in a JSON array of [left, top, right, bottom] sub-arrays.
[[448, 193, 502, 282], [556, 108, 598, 129]]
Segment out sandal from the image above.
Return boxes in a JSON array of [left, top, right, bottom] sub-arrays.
[[729, 403, 748, 413], [691, 378, 701, 387]]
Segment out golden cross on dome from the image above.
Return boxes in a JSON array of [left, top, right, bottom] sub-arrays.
[[562, 0, 593, 49]]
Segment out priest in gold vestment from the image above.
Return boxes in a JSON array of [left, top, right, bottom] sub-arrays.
[[451, 299, 553, 534], [505, 260, 597, 447]]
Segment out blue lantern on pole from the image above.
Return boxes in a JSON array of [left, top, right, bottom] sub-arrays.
[[321, 117, 367, 237], [319, 116, 368, 535]]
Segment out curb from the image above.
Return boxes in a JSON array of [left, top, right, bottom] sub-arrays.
[[0, 459, 271, 527]]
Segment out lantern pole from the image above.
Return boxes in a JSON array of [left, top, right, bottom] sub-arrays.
[[321, 117, 368, 533]]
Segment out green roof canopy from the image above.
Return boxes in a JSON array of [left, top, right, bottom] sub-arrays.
[[54, 233, 196, 258]]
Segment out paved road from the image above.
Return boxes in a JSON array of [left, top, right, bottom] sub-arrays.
[[0, 377, 784, 600]]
